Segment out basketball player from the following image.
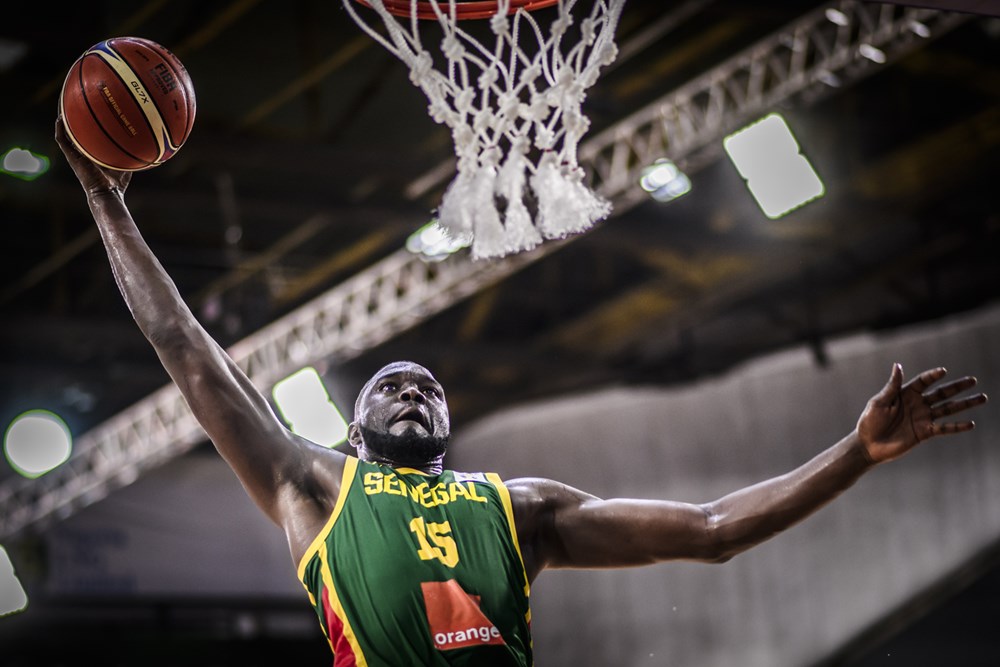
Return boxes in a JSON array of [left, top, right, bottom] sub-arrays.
[[55, 118, 987, 666]]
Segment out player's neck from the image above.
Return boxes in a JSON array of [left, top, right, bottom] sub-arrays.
[[361, 450, 444, 476]]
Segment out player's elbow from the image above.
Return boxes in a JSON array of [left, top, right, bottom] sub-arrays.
[[697, 505, 743, 564], [696, 541, 738, 564]]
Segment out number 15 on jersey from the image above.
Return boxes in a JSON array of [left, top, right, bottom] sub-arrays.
[[409, 516, 460, 568]]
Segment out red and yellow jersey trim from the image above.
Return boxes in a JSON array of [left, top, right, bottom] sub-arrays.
[[298, 456, 359, 577], [297, 456, 367, 664], [320, 540, 367, 666]]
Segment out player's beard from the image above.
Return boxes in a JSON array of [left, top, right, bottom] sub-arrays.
[[358, 425, 449, 468]]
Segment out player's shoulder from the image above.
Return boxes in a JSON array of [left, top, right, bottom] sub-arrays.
[[504, 476, 603, 517], [291, 436, 353, 500], [503, 476, 571, 508]]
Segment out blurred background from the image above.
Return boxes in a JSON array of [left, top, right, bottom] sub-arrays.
[[1, 1, 998, 665]]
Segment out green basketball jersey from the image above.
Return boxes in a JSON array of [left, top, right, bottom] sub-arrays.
[[297, 457, 533, 666]]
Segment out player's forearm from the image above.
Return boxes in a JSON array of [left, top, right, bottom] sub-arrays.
[[703, 432, 874, 561], [88, 191, 198, 348]]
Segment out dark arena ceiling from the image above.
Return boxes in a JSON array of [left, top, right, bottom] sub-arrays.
[[0, 0, 998, 662]]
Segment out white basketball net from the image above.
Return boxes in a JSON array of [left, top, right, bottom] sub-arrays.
[[343, 0, 626, 259]]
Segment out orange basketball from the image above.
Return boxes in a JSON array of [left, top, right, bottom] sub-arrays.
[[59, 36, 196, 171]]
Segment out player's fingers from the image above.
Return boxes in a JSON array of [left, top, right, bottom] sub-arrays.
[[930, 420, 976, 436], [906, 367, 948, 394], [923, 376, 978, 403], [930, 393, 989, 419], [54, 118, 72, 151], [872, 363, 904, 406]]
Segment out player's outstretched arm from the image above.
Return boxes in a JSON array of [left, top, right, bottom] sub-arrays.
[[54, 119, 345, 538], [509, 364, 986, 581]]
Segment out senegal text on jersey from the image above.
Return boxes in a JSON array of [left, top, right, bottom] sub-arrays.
[[362, 471, 489, 508]]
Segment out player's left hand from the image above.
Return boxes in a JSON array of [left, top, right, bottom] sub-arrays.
[[857, 363, 987, 464]]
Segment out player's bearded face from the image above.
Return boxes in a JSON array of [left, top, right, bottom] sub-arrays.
[[357, 425, 449, 467], [351, 362, 451, 467]]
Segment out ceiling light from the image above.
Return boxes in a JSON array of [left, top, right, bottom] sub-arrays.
[[640, 159, 691, 202], [1, 147, 49, 181], [858, 44, 887, 64], [272, 367, 348, 447], [4, 410, 72, 478], [0, 546, 28, 617], [824, 8, 849, 27], [406, 220, 471, 261], [908, 21, 931, 38], [723, 113, 825, 219]]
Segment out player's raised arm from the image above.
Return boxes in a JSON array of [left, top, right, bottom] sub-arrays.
[[509, 364, 986, 581], [54, 119, 346, 538]]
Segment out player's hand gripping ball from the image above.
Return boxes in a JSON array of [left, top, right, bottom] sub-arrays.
[[60, 36, 196, 171]]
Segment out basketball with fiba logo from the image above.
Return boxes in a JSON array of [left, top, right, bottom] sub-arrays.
[[59, 36, 196, 171]]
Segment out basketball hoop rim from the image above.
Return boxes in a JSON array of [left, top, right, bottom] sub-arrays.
[[354, 0, 560, 20]]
